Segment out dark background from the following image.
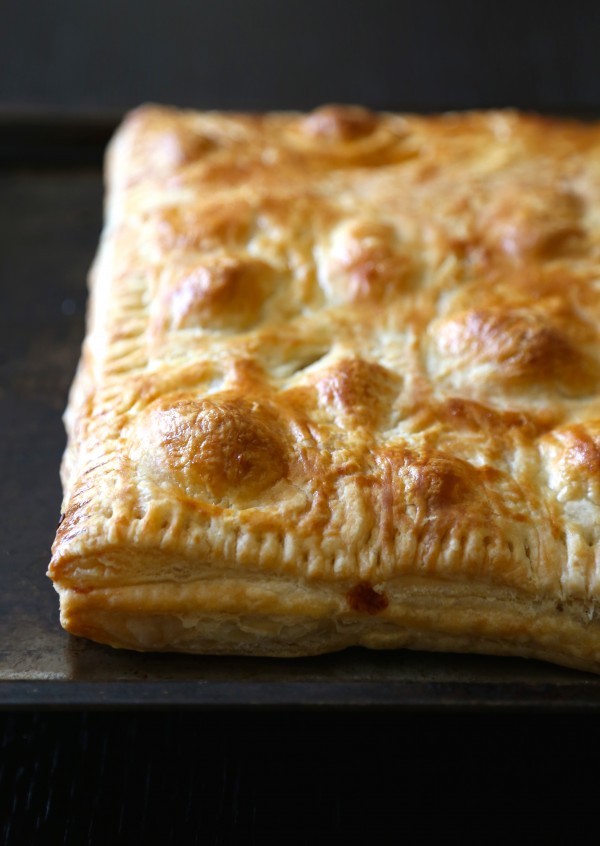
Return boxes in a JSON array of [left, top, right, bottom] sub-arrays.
[[3, 0, 600, 841], [2, 0, 600, 114]]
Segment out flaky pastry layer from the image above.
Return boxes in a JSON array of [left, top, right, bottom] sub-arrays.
[[49, 104, 600, 671]]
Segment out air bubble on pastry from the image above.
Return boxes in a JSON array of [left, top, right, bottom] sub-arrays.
[[151, 200, 253, 253], [148, 126, 215, 171], [541, 422, 600, 506], [480, 183, 582, 260], [153, 256, 277, 332], [315, 357, 400, 427], [374, 446, 532, 581], [540, 423, 600, 592], [429, 307, 594, 395], [301, 105, 378, 142], [131, 395, 289, 504], [318, 218, 412, 304], [393, 449, 481, 511], [112, 106, 216, 186]]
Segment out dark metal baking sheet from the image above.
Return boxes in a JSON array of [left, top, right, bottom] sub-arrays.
[[2, 114, 600, 709]]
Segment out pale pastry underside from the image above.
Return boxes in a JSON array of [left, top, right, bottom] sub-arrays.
[[49, 104, 600, 672]]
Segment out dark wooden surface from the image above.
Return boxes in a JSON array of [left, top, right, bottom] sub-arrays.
[[1, 710, 599, 842]]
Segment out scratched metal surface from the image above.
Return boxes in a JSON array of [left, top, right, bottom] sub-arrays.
[[2, 118, 600, 710]]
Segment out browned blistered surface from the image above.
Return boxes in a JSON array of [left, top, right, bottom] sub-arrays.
[[48, 105, 600, 668]]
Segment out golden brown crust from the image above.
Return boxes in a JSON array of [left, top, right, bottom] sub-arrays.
[[48, 104, 600, 671]]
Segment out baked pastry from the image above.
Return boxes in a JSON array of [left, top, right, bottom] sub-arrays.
[[49, 104, 600, 672]]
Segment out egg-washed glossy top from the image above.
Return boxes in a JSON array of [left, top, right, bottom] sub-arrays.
[[48, 105, 600, 667]]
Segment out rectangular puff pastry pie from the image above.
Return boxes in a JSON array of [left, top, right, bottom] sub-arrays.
[[49, 104, 600, 672]]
